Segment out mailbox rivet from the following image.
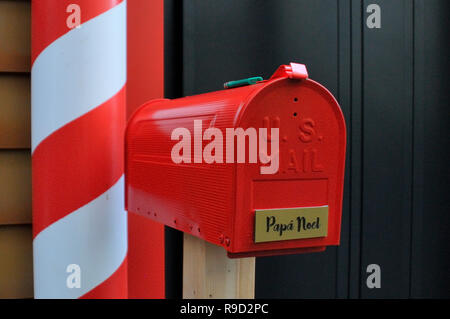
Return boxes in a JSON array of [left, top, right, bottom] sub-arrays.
[[225, 238, 231, 246], [173, 219, 177, 224]]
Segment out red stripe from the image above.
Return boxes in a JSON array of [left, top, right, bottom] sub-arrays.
[[31, 0, 124, 64], [128, 213, 165, 299], [127, 0, 166, 299], [32, 87, 126, 238], [80, 257, 128, 299]]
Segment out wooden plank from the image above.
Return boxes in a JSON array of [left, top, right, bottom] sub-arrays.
[[0, 150, 31, 225], [0, 225, 33, 298], [0, 1, 31, 72], [0, 75, 31, 149], [183, 233, 255, 299]]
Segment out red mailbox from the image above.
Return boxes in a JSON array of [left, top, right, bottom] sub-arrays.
[[125, 63, 346, 258]]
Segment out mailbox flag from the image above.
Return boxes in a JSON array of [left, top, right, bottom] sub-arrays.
[[31, 0, 128, 298]]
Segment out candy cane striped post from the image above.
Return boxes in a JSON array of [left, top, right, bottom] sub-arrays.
[[31, 0, 127, 298]]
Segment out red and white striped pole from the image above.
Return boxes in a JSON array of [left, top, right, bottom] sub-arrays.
[[31, 0, 128, 298]]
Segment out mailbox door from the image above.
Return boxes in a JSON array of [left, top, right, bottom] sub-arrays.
[[230, 77, 346, 257]]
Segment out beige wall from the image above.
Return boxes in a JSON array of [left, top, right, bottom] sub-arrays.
[[0, 0, 33, 299]]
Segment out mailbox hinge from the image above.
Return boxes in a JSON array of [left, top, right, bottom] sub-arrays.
[[269, 62, 309, 80]]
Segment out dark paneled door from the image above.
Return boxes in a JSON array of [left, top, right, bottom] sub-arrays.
[[165, 0, 450, 298]]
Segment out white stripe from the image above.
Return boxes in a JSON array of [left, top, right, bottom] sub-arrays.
[[33, 176, 127, 299], [31, 1, 127, 153]]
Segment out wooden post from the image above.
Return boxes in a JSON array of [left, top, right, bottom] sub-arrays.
[[183, 234, 255, 299]]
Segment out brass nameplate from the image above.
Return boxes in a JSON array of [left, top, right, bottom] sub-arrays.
[[254, 206, 328, 243]]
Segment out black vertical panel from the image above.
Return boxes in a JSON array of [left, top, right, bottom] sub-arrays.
[[182, 0, 349, 299], [360, 0, 414, 298], [410, 0, 450, 298], [165, 0, 183, 100], [164, 0, 184, 299], [336, 0, 352, 299], [349, 0, 363, 299]]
